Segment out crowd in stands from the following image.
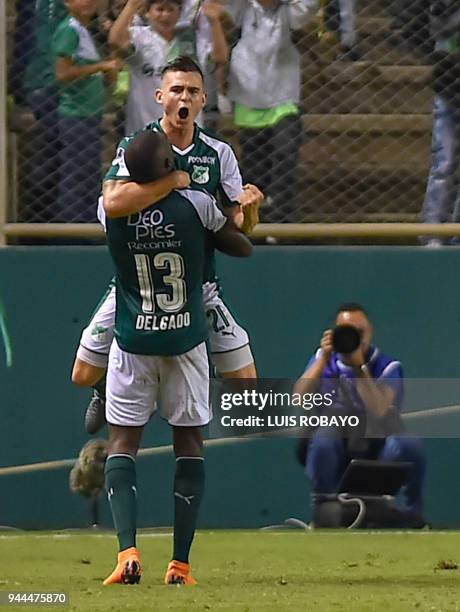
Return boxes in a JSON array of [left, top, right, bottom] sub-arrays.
[[8, 0, 460, 234], [9, 0, 342, 225]]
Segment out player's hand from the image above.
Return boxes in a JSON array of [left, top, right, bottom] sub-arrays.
[[202, 0, 225, 22], [240, 201, 259, 235], [173, 170, 191, 189], [238, 183, 264, 208], [320, 329, 334, 359], [237, 184, 263, 234]]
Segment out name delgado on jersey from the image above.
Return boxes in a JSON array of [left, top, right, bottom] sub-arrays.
[[136, 311, 191, 331]]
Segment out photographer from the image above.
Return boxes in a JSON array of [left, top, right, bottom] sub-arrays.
[[294, 303, 425, 518], [421, 1, 460, 244]]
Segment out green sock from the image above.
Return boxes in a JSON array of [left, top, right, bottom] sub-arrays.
[[173, 457, 205, 563], [105, 454, 137, 552]]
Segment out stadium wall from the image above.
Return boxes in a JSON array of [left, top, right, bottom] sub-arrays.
[[1, 247, 460, 529]]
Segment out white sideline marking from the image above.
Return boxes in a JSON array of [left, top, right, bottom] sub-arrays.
[[1, 530, 460, 540], [0, 532, 172, 539]]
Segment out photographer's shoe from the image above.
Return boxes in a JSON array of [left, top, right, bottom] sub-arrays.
[[84, 388, 106, 435]]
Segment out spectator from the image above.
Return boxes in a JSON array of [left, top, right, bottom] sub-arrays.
[[12, 0, 36, 105], [53, 0, 122, 222], [177, 0, 225, 128], [323, 0, 359, 61], [421, 1, 460, 246], [98, 0, 135, 140], [109, 0, 228, 134], [20, 0, 68, 221], [293, 303, 426, 520], [226, 0, 317, 222]]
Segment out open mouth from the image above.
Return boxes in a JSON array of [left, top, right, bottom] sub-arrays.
[[178, 107, 189, 119]]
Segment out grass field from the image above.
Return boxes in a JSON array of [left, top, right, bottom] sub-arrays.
[[1, 530, 460, 611]]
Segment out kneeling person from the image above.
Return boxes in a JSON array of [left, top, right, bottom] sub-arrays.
[[102, 130, 252, 586]]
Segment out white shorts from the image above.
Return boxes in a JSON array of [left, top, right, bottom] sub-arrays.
[[106, 340, 210, 427], [77, 281, 254, 373], [76, 284, 116, 368], [202, 282, 253, 372]]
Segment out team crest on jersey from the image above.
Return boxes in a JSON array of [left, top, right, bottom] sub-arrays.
[[90, 324, 109, 342], [191, 165, 210, 184]]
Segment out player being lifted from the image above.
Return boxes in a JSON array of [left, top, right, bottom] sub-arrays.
[[71, 56, 263, 433], [101, 129, 252, 585]]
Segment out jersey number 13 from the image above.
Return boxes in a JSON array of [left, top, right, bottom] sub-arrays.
[[134, 253, 187, 314]]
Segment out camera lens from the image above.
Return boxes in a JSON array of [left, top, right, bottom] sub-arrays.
[[332, 325, 361, 354]]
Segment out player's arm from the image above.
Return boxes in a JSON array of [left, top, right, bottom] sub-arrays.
[[212, 217, 253, 257], [238, 184, 264, 234], [108, 0, 144, 51], [103, 172, 190, 218], [217, 143, 264, 234], [196, 190, 253, 256]]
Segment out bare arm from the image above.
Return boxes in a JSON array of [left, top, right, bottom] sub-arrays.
[[355, 371, 396, 419], [203, 1, 230, 64], [238, 183, 264, 234], [293, 329, 333, 396], [103, 171, 191, 218], [342, 346, 397, 418], [55, 56, 121, 82], [108, 0, 144, 51], [212, 217, 253, 257]]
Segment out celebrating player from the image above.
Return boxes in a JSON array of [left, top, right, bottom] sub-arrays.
[[101, 129, 252, 586], [71, 56, 263, 433]]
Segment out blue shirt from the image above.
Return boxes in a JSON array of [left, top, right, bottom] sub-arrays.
[[303, 346, 404, 414]]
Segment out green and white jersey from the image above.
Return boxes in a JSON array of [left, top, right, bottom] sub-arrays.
[[53, 16, 106, 117], [105, 188, 226, 356], [23, 0, 68, 92], [105, 121, 243, 282]]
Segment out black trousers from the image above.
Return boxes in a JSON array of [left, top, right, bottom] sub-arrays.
[[239, 114, 303, 222]]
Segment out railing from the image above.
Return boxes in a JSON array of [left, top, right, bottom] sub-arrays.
[[3, 222, 460, 242], [3, 1, 458, 246]]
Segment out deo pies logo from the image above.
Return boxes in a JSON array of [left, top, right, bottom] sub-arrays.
[[127, 209, 175, 240]]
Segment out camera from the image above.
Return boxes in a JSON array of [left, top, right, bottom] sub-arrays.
[[332, 325, 361, 354]]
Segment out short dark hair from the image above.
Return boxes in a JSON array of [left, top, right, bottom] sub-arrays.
[[124, 130, 175, 184], [336, 303, 370, 318], [146, 0, 182, 8], [160, 55, 204, 82]]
